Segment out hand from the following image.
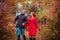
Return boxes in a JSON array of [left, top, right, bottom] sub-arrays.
[[12, 24, 16, 30], [12, 27, 16, 30], [38, 26, 40, 31], [14, 24, 16, 27], [39, 28, 40, 31], [22, 23, 25, 26]]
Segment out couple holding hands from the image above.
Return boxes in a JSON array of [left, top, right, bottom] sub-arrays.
[[14, 9, 40, 40]]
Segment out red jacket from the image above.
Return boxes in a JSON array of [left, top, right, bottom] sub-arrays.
[[25, 17, 40, 36]]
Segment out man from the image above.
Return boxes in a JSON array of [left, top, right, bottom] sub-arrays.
[[14, 9, 27, 40]]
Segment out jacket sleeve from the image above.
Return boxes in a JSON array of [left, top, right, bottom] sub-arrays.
[[14, 15, 19, 24], [24, 18, 29, 26], [35, 18, 40, 30], [24, 23, 29, 26], [23, 16, 28, 24]]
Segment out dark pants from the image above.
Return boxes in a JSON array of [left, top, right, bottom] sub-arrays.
[[29, 37, 36, 40], [16, 25, 26, 40]]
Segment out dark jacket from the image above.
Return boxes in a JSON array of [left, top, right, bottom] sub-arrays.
[[14, 14, 27, 27]]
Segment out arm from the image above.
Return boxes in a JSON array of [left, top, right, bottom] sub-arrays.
[[35, 18, 40, 31], [24, 16, 27, 24], [22, 16, 28, 26], [14, 15, 19, 24], [23, 17, 29, 26]]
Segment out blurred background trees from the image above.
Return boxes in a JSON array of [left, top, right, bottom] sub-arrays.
[[0, 0, 60, 40]]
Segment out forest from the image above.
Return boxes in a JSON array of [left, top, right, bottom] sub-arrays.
[[0, 0, 60, 40]]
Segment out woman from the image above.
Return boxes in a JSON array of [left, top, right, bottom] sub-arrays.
[[24, 11, 40, 40]]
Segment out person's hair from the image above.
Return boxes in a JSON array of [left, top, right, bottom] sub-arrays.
[[31, 12, 36, 17]]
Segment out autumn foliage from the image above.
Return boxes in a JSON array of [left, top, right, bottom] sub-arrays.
[[0, 0, 60, 40]]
